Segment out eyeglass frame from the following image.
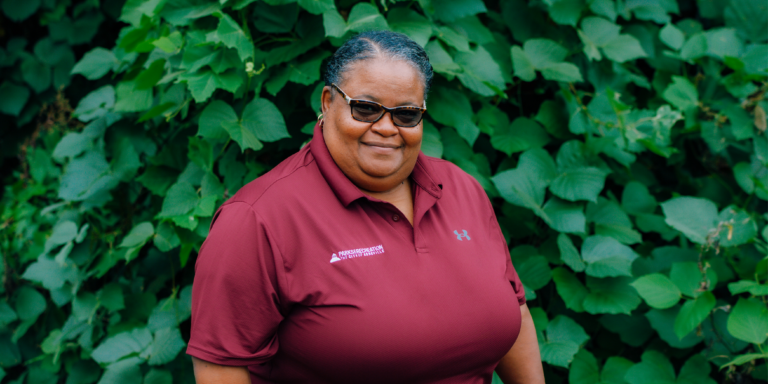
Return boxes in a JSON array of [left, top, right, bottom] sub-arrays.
[[331, 83, 427, 128]]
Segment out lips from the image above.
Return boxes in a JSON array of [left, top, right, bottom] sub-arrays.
[[362, 142, 401, 149]]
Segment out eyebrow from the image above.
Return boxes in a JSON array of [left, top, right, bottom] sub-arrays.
[[355, 94, 421, 108]]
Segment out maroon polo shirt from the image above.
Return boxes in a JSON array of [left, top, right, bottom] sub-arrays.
[[186, 121, 526, 383]]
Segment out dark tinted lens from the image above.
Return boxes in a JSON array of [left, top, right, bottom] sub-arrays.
[[393, 109, 422, 127], [351, 103, 384, 121]]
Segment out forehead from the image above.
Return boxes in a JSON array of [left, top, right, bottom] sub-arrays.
[[338, 58, 425, 103]]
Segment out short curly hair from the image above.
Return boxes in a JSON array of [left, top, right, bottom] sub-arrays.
[[323, 30, 433, 100]]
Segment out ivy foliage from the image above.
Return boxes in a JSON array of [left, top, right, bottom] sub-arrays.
[[1, 0, 767, 383]]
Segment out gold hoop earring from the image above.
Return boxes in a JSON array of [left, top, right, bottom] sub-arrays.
[[317, 113, 323, 121]]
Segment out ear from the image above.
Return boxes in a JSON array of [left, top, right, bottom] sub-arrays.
[[321, 86, 333, 115]]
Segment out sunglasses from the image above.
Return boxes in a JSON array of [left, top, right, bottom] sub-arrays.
[[331, 83, 427, 128]]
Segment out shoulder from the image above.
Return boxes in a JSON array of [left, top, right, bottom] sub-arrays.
[[424, 156, 488, 198], [222, 144, 319, 210]]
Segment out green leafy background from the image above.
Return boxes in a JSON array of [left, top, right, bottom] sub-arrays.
[[1, 0, 767, 383]]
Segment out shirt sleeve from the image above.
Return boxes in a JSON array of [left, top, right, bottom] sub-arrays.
[[489, 207, 527, 306], [186, 201, 286, 366]]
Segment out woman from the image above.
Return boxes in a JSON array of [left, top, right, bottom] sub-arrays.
[[187, 31, 544, 384]]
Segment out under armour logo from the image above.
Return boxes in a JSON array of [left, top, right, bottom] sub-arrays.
[[454, 230, 471, 241]]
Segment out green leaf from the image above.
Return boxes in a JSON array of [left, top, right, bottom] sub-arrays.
[[455, 45, 506, 96], [550, 167, 609, 203], [323, 10, 347, 38], [512, 39, 583, 83], [624, 350, 676, 384], [59, 151, 119, 202], [91, 328, 152, 364], [678, 354, 717, 384], [213, 13, 254, 60], [144, 369, 173, 384], [600, 314, 654, 347], [346, 3, 389, 32], [727, 298, 768, 345], [491, 117, 550, 156], [180, 68, 241, 103], [548, 315, 590, 345], [674, 291, 715, 339], [135, 60, 165, 90], [152, 31, 185, 53], [98, 357, 141, 384], [669, 261, 718, 298], [160, 1, 221, 26], [728, 280, 768, 296], [646, 306, 704, 348], [1, 0, 40, 21], [254, 2, 299, 34], [601, 34, 647, 63], [621, 181, 657, 215], [662, 76, 699, 110], [21, 57, 51, 93], [543, 197, 586, 234], [298, 0, 335, 14], [0, 82, 30, 117], [631, 274, 681, 309], [198, 100, 236, 141], [581, 235, 638, 277], [557, 233, 585, 272], [661, 196, 718, 244], [114, 81, 153, 113], [73, 85, 115, 122], [492, 149, 556, 221], [517, 256, 551, 290], [118, 222, 154, 248], [98, 283, 125, 312], [21, 255, 78, 290], [71, 48, 116, 80], [660, 23, 685, 50], [421, 121, 443, 158], [725, 0, 768, 43], [547, 0, 585, 27], [583, 276, 641, 315], [511, 45, 536, 81], [717, 205, 758, 247], [569, 349, 599, 384], [143, 327, 186, 365], [428, 88, 479, 146], [157, 182, 199, 218], [431, 0, 487, 22], [539, 340, 579, 368], [579, 16, 647, 62], [552, 267, 588, 312], [720, 353, 768, 368], [602, 356, 634, 384], [15, 286, 46, 321]]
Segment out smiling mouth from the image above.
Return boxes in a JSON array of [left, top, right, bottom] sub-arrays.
[[362, 142, 401, 149]]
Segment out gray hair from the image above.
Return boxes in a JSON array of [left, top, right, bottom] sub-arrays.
[[323, 30, 433, 99]]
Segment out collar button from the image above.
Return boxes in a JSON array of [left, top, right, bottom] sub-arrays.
[[392, 214, 400, 222]]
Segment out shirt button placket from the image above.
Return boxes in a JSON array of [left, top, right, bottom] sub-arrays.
[[392, 214, 400, 222]]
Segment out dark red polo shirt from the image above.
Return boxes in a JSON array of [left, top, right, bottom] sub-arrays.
[[186, 122, 526, 383]]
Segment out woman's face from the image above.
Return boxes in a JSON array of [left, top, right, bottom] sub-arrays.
[[321, 58, 424, 193]]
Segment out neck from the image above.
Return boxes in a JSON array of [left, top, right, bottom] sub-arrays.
[[359, 178, 410, 202]]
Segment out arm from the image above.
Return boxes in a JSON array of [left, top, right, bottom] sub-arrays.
[[495, 303, 545, 384], [192, 356, 251, 384]]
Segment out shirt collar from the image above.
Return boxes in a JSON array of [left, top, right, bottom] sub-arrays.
[[309, 120, 442, 207]]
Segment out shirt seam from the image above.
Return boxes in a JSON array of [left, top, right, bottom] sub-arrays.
[[223, 201, 291, 316], [224, 152, 317, 209]]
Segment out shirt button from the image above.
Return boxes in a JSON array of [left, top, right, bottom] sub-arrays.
[[392, 214, 400, 222]]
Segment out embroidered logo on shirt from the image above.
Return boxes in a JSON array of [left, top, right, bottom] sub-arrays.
[[454, 230, 471, 241], [330, 245, 385, 263]]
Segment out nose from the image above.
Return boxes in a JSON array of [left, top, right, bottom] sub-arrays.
[[370, 111, 399, 137]]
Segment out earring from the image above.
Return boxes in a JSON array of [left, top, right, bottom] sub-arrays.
[[317, 113, 323, 121]]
